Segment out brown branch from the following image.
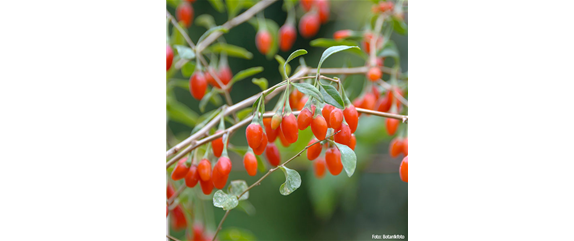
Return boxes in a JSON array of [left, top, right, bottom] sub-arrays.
[[166, 67, 309, 159], [197, 0, 278, 53], [309, 66, 393, 75], [356, 107, 408, 123], [166, 10, 195, 48]]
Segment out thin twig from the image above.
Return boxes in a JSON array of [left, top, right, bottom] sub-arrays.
[[356, 107, 408, 123], [309, 66, 393, 75], [166, 10, 196, 48], [211, 210, 230, 241], [166, 234, 181, 241]]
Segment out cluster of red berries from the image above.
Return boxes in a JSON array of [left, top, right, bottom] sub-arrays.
[[170, 139, 232, 195], [256, 0, 331, 55], [188, 63, 233, 100], [176, 0, 195, 28], [372, 1, 395, 13]]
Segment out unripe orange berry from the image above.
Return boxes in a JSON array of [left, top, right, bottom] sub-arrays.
[[386, 118, 399, 136], [333, 29, 352, 40], [367, 67, 382, 81], [390, 138, 404, 158], [198, 159, 211, 181]]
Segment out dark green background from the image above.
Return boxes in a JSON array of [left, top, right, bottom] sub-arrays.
[[407, 33, 574, 240]]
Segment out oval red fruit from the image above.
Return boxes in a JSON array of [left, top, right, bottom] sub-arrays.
[[316, 0, 330, 23], [171, 157, 189, 181], [311, 115, 328, 140], [333, 29, 352, 40], [281, 114, 299, 143], [246, 123, 264, 149], [167, 44, 173, 71], [400, 156, 408, 182], [176, 2, 194, 27], [403, 138, 408, 156], [252, 132, 268, 155], [297, 107, 314, 130], [197, 159, 211, 181], [199, 178, 214, 195], [314, 157, 326, 179], [256, 30, 272, 55], [389, 138, 404, 158], [386, 118, 399, 136], [350, 134, 356, 150], [277, 126, 290, 147], [212, 157, 232, 189], [343, 104, 359, 133], [279, 24, 296, 52], [299, 12, 320, 38], [325, 147, 343, 175], [265, 143, 281, 166], [243, 152, 258, 176], [190, 72, 207, 100], [271, 114, 282, 130], [367, 67, 382, 81], [329, 108, 344, 130], [263, 118, 278, 142], [171, 205, 188, 230], [212, 130, 224, 157], [334, 123, 351, 146], [306, 139, 322, 160], [185, 165, 199, 188]]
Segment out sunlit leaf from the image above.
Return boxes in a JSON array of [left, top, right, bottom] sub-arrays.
[[206, 43, 253, 59], [316, 46, 360, 77], [230, 67, 264, 84], [320, 84, 345, 109], [213, 190, 238, 210], [279, 166, 301, 195]]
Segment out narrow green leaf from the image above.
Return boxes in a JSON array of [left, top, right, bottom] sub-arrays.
[[174, 45, 195, 60], [207, 43, 253, 59], [291, 83, 323, 101], [198, 26, 228, 45], [377, 40, 400, 61], [391, 15, 408, 35], [251, 96, 262, 115], [195, 14, 216, 29], [170, 22, 186, 46], [279, 166, 302, 195], [320, 84, 345, 109], [228, 180, 249, 200], [252, 78, 268, 91], [230, 67, 264, 84], [166, 99, 198, 127], [208, 0, 225, 12], [236, 108, 253, 121], [255, 155, 266, 173], [310, 38, 359, 48], [181, 61, 196, 77], [213, 190, 238, 210], [275, 55, 290, 78], [283, 49, 307, 79], [226, 0, 244, 19], [316, 46, 360, 76], [334, 143, 357, 177]]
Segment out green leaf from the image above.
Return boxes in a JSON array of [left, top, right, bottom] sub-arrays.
[[392, 15, 408, 35], [236, 108, 253, 121], [279, 166, 301, 195], [263, 19, 280, 60], [213, 190, 238, 210], [166, 0, 178, 8], [230, 67, 264, 84], [208, 0, 225, 12], [291, 83, 323, 102], [170, 22, 186, 46], [251, 96, 262, 115], [310, 38, 359, 48], [320, 84, 345, 109], [181, 61, 196, 77], [283, 49, 307, 79], [195, 14, 216, 29], [228, 180, 249, 200], [334, 143, 357, 177], [166, 98, 198, 127], [275, 55, 290, 78], [174, 45, 195, 60], [316, 46, 360, 77], [255, 154, 266, 173], [378, 40, 400, 61], [207, 43, 253, 59], [226, 0, 244, 19], [252, 78, 268, 91], [198, 26, 228, 45]]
